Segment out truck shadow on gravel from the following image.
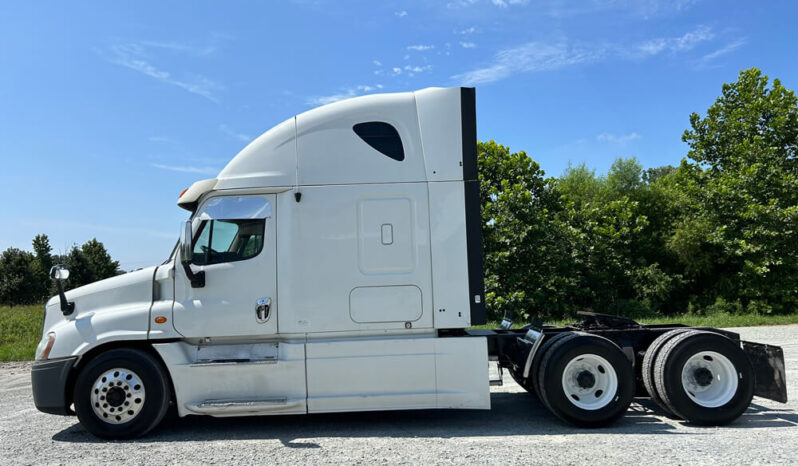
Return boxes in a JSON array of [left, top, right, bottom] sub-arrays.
[[52, 393, 797, 445]]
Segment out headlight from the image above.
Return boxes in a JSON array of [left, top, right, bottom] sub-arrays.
[[36, 332, 56, 360]]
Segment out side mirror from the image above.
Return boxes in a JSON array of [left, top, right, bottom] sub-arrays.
[[49, 265, 70, 281], [49, 265, 75, 316], [180, 220, 205, 288], [180, 221, 193, 263]]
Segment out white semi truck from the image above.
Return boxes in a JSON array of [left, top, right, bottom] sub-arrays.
[[32, 87, 787, 439]]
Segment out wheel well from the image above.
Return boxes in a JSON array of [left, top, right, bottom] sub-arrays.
[[66, 341, 177, 411]]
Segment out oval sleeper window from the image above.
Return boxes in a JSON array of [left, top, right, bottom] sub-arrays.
[[353, 122, 405, 161]]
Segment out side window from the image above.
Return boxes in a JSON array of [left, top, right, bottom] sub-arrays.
[[190, 195, 271, 266], [353, 122, 405, 161], [191, 219, 265, 265]]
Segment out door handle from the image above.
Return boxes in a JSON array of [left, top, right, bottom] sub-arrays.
[[256, 297, 271, 323]]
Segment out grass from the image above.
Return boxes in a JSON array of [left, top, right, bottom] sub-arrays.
[[0, 305, 44, 361], [2, 304, 798, 362], [477, 311, 798, 330]]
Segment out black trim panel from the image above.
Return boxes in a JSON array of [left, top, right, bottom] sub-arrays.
[[31, 356, 77, 415], [461, 87, 486, 325], [460, 88, 478, 181]]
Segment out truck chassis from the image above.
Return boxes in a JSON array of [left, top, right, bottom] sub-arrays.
[[464, 312, 787, 427]]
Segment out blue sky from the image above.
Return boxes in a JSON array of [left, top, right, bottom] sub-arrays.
[[2, 1, 797, 270]]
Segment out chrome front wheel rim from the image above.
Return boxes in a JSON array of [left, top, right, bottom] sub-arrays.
[[90, 368, 146, 424]]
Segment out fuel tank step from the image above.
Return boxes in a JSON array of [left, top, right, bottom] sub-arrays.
[[186, 397, 303, 414], [189, 357, 278, 367]]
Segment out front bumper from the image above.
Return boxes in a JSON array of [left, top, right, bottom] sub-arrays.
[[31, 357, 77, 415]]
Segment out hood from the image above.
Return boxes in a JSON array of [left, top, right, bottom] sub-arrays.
[[43, 266, 157, 335]]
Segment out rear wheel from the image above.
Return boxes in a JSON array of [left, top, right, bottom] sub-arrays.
[[537, 333, 634, 427], [74, 348, 171, 439], [653, 331, 754, 425], [641, 328, 691, 417], [508, 369, 537, 396], [530, 332, 578, 400]]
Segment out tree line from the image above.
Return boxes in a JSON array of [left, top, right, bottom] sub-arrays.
[[480, 68, 797, 322], [0, 235, 120, 306]]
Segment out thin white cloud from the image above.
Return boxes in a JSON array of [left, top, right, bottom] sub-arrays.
[[453, 42, 605, 85], [306, 84, 384, 106], [219, 124, 251, 143], [147, 136, 176, 143], [151, 163, 220, 175], [403, 65, 432, 77], [695, 38, 747, 67], [139, 40, 217, 57], [635, 26, 714, 57], [373, 60, 382, 66], [491, 0, 528, 7], [447, 0, 478, 9], [449, 0, 699, 17], [454, 26, 716, 85], [395, 10, 408, 17], [460, 41, 477, 48], [407, 44, 435, 51], [405, 65, 432, 72], [458, 27, 476, 35], [597, 132, 641, 144], [102, 42, 223, 103]]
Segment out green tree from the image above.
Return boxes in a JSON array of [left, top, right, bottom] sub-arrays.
[[642, 165, 676, 185], [479, 140, 576, 321], [0, 248, 38, 306], [31, 234, 54, 301], [32, 234, 53, 272], [60, 238, 121, 289], [677, 68, 798, 313], [606, 157, 644, 194], [556, 158, 688, 317], [81, 238, 120, 281]]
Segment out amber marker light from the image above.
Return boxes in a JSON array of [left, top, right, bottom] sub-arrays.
[[179, 188, 189, 198], [154, 316, 167, 324], [40, 332, 56, 360]]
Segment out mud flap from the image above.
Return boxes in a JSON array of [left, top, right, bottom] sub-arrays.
[[741, 341, 788, 403]]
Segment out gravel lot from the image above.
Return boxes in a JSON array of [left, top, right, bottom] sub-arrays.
[[1, 325, 796, 465]]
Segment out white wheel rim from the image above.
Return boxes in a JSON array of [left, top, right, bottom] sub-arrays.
[[561, 354, 618, 410], [680, 351, 738, 408], [90, 368, 146, 424]]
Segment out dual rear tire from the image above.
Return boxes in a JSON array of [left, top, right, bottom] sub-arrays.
[[643, 330, 754, 425], [522, 329, 754, 427]]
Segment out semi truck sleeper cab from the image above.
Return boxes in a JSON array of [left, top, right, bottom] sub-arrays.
[[31, 87, 787, 439]]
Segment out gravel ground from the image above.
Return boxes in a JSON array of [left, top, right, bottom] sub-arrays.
[[1, 325, 796, 465]]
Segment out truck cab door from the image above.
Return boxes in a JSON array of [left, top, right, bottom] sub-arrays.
[[173, 194, 277, 338]]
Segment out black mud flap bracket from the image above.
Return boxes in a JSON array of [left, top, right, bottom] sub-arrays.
[[742, 341, 788, 403]]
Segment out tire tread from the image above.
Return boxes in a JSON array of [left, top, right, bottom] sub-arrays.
[[642, 329, 690, 416]]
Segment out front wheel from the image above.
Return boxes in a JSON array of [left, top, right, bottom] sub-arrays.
[[73, 348, 171, 439]]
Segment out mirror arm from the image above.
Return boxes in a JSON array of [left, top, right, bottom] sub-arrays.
[[55, 279, 75, 315], [180, 220, 204, 288], [181, 260, 205, 288]]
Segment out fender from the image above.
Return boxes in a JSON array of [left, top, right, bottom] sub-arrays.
[[39, 267, 156, 361]]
